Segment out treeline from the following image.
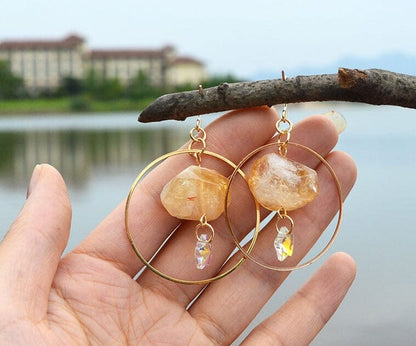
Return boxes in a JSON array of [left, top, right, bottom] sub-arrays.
[[0, 61, 25, 99], [0, 60, 241, 111]]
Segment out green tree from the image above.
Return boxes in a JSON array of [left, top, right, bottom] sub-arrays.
[[84, 69, 99, 95], [202, 74, 241, 88], [59, 76, 84, 96], [127, 70, 163, 99], [171, 74, 242, 94], [84, 69, 123, 100], [0, 60, 24, 99]]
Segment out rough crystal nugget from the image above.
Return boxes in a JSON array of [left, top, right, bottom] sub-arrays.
[[160, 165, 229, 221], [248, 153, 319, 211]]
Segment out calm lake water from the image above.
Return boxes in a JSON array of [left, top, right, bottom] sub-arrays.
[[0, 104, 415, 345]]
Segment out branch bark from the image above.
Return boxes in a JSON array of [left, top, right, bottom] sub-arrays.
[[138, 68, 416, 123]]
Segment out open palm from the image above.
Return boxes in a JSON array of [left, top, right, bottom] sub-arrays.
[[0, 107, 356, 345]]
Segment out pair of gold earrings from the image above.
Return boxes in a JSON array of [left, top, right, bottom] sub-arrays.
[[125, 84, 343, 285]]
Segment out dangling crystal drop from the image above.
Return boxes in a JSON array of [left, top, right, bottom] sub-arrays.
[[195, 234, 212, 269], [274, 226, 294, 261]]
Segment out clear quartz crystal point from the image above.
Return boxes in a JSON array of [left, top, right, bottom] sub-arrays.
[[274, 226, 294, 261], [195, 234, 212, 270]]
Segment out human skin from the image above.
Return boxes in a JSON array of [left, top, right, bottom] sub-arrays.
[[0, 107, 357, 345]]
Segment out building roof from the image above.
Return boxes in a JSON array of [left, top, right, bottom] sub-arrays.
[[172, 56, 204, 66], [0, 34, 85, 50], [90, 49, 163, 59]]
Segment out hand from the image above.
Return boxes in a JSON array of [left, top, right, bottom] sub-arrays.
[[0, 107, 357, 345]]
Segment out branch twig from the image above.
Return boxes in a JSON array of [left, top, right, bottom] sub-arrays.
[[139, 68, 416, 123]]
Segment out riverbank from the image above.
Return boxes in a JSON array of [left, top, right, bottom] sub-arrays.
[[0, 97, 154, 115]]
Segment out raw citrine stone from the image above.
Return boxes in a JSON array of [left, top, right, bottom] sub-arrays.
[[274, 226, 294, 261], [248, 153, 319, 211], [160, 165, 229, 221]]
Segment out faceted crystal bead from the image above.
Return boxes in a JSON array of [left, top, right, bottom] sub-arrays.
[[195, 234, 212, 269], [248, 153, 319, 211], [160, 165, 229, 221], [274, 226, 294, 261]]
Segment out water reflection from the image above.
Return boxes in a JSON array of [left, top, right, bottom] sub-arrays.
[[0, 126, 189, 187]]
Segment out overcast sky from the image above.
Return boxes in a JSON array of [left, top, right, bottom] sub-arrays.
[[1, 0, 415, 79]]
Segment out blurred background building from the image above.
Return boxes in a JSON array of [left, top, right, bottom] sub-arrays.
[[0, 34, 207, 94]]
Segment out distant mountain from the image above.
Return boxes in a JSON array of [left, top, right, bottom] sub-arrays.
[[252, 52, 416, 80]]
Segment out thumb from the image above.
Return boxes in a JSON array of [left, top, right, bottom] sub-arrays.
[[0, 164, 72, 317]]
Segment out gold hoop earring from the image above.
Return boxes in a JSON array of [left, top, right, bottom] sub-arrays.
[[125, 112, 259, 284], [224, 141, 343, 271], [224, 71, 343, 271]]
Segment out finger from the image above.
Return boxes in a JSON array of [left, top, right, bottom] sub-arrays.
[[136, 115, 339, 304], [0, 164, 72, 316], [73, 106, 280, 276], [189, 151, 357, 345], [241, 252, 356, 345]]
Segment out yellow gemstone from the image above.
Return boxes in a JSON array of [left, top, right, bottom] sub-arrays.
[[248, 153, 319, 211], [160, 165, 229, 221]]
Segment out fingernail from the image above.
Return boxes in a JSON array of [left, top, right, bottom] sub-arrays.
[[323, 110, 346, 134], [27, 164, 42, 198]]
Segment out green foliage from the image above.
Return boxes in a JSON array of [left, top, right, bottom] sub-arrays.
[[70, 96, 91, 112], [203, 74, 242, 88], [59, 76, 84, 96], [0, 97, 150, 114], [84, 69, 123, 100], [126, 70, 166, 100], [0, 68, 243, 113], [0, 60, 24, 99], [0, 98, 72, 113]]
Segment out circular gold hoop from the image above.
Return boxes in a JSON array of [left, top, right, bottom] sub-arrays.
[[125, 149, 260, 285], [224, 141, 343, 271]]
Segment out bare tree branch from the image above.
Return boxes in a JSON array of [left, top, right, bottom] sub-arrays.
[[138, 68, 416, 123]]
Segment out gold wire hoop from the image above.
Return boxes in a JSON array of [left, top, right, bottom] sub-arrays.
[[125, 149, 260, 285], [224, 141, 343, 271]]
